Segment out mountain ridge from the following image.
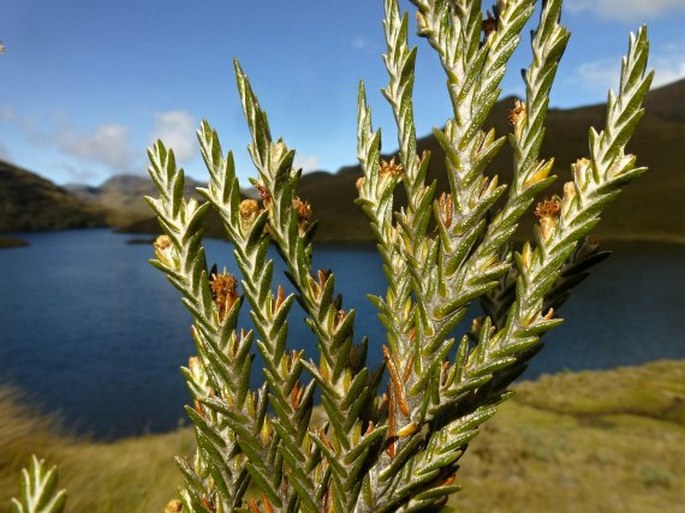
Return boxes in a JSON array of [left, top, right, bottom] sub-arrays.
[[0, 160, 105, 232], [65, 173, 206, 227], [2, 78, 684, 242]]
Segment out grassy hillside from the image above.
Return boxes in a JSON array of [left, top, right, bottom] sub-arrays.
[[452, 360, 685, 513], [2, 360, 683, 512], [0, 160, 105, 232], [288, 79, 685, 243]]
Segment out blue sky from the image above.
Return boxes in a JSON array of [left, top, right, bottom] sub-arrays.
[[1, 0, 684, 187]]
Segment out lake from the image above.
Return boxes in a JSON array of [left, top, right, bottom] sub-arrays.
[[1, 229, 683, 439]]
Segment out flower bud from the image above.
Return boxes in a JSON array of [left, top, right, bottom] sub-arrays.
[[271, 140, 288, 167], [239, 198, 260, 229], [508, 99, 527, 139], [571, 157, 592, 189], [187, 355, 209, 390], [561, 181, 577, 216], [154, 235, 177, 269], [165, 499, 183, 513]]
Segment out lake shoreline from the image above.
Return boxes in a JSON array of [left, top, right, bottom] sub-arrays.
[[0, 235, 29, 249], [4, 225, 685, 246]]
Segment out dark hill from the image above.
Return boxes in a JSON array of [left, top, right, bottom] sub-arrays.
[[288, 81, 685, 243], [644, 78, 685, 123], [0, 160, 105, 232]]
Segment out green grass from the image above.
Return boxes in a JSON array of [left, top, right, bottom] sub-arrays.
[[2, 361, 684, 512]]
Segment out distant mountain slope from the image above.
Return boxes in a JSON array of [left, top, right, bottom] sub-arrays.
[[0, 160, 105, 232], [644, 77, 685, 122], [66, 174, 205, 226], [283, 79, 685, 243], [113, 78, 685, 243]]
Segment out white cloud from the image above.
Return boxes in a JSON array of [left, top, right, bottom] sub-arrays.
[[352, 35, 380, 53], [58, 123, 135, 171], [566, 0, 685, 22], [150, 110, 197, 162], [58, 160, 102, 183], [294, 154, 320, 173], [575, 59, 621, 95], [575, 39, 685, 95], [0, 108, 137, 177], [651, 49, 685, 88]]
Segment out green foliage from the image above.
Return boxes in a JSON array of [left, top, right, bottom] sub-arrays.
[[10, 456, 66, 513], [13, 0, 653, 512], [143, 0, 652, 511]]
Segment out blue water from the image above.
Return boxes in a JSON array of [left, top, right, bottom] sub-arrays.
[[0, 229, 683, 438]]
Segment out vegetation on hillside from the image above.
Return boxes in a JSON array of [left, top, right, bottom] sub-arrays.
[[0, 160, 105, 232], [66, 174, 206, 228]]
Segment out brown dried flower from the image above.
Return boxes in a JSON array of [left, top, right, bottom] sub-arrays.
[[256, 183, 271, 207], [209, 270, 239, 322], [380, 158, 403, 178], [534, 195, 562, 219], [437, 192, 454, 228], [482, 10, 497, 38], [508, 99, 527, 128], [289, 381, 304, 409], [292, 196, 312, 223], [534, 195, 562, 240]]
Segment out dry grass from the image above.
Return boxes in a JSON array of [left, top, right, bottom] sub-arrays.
[[0, 387, 190, 513], [2, 361, 684, 512]]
